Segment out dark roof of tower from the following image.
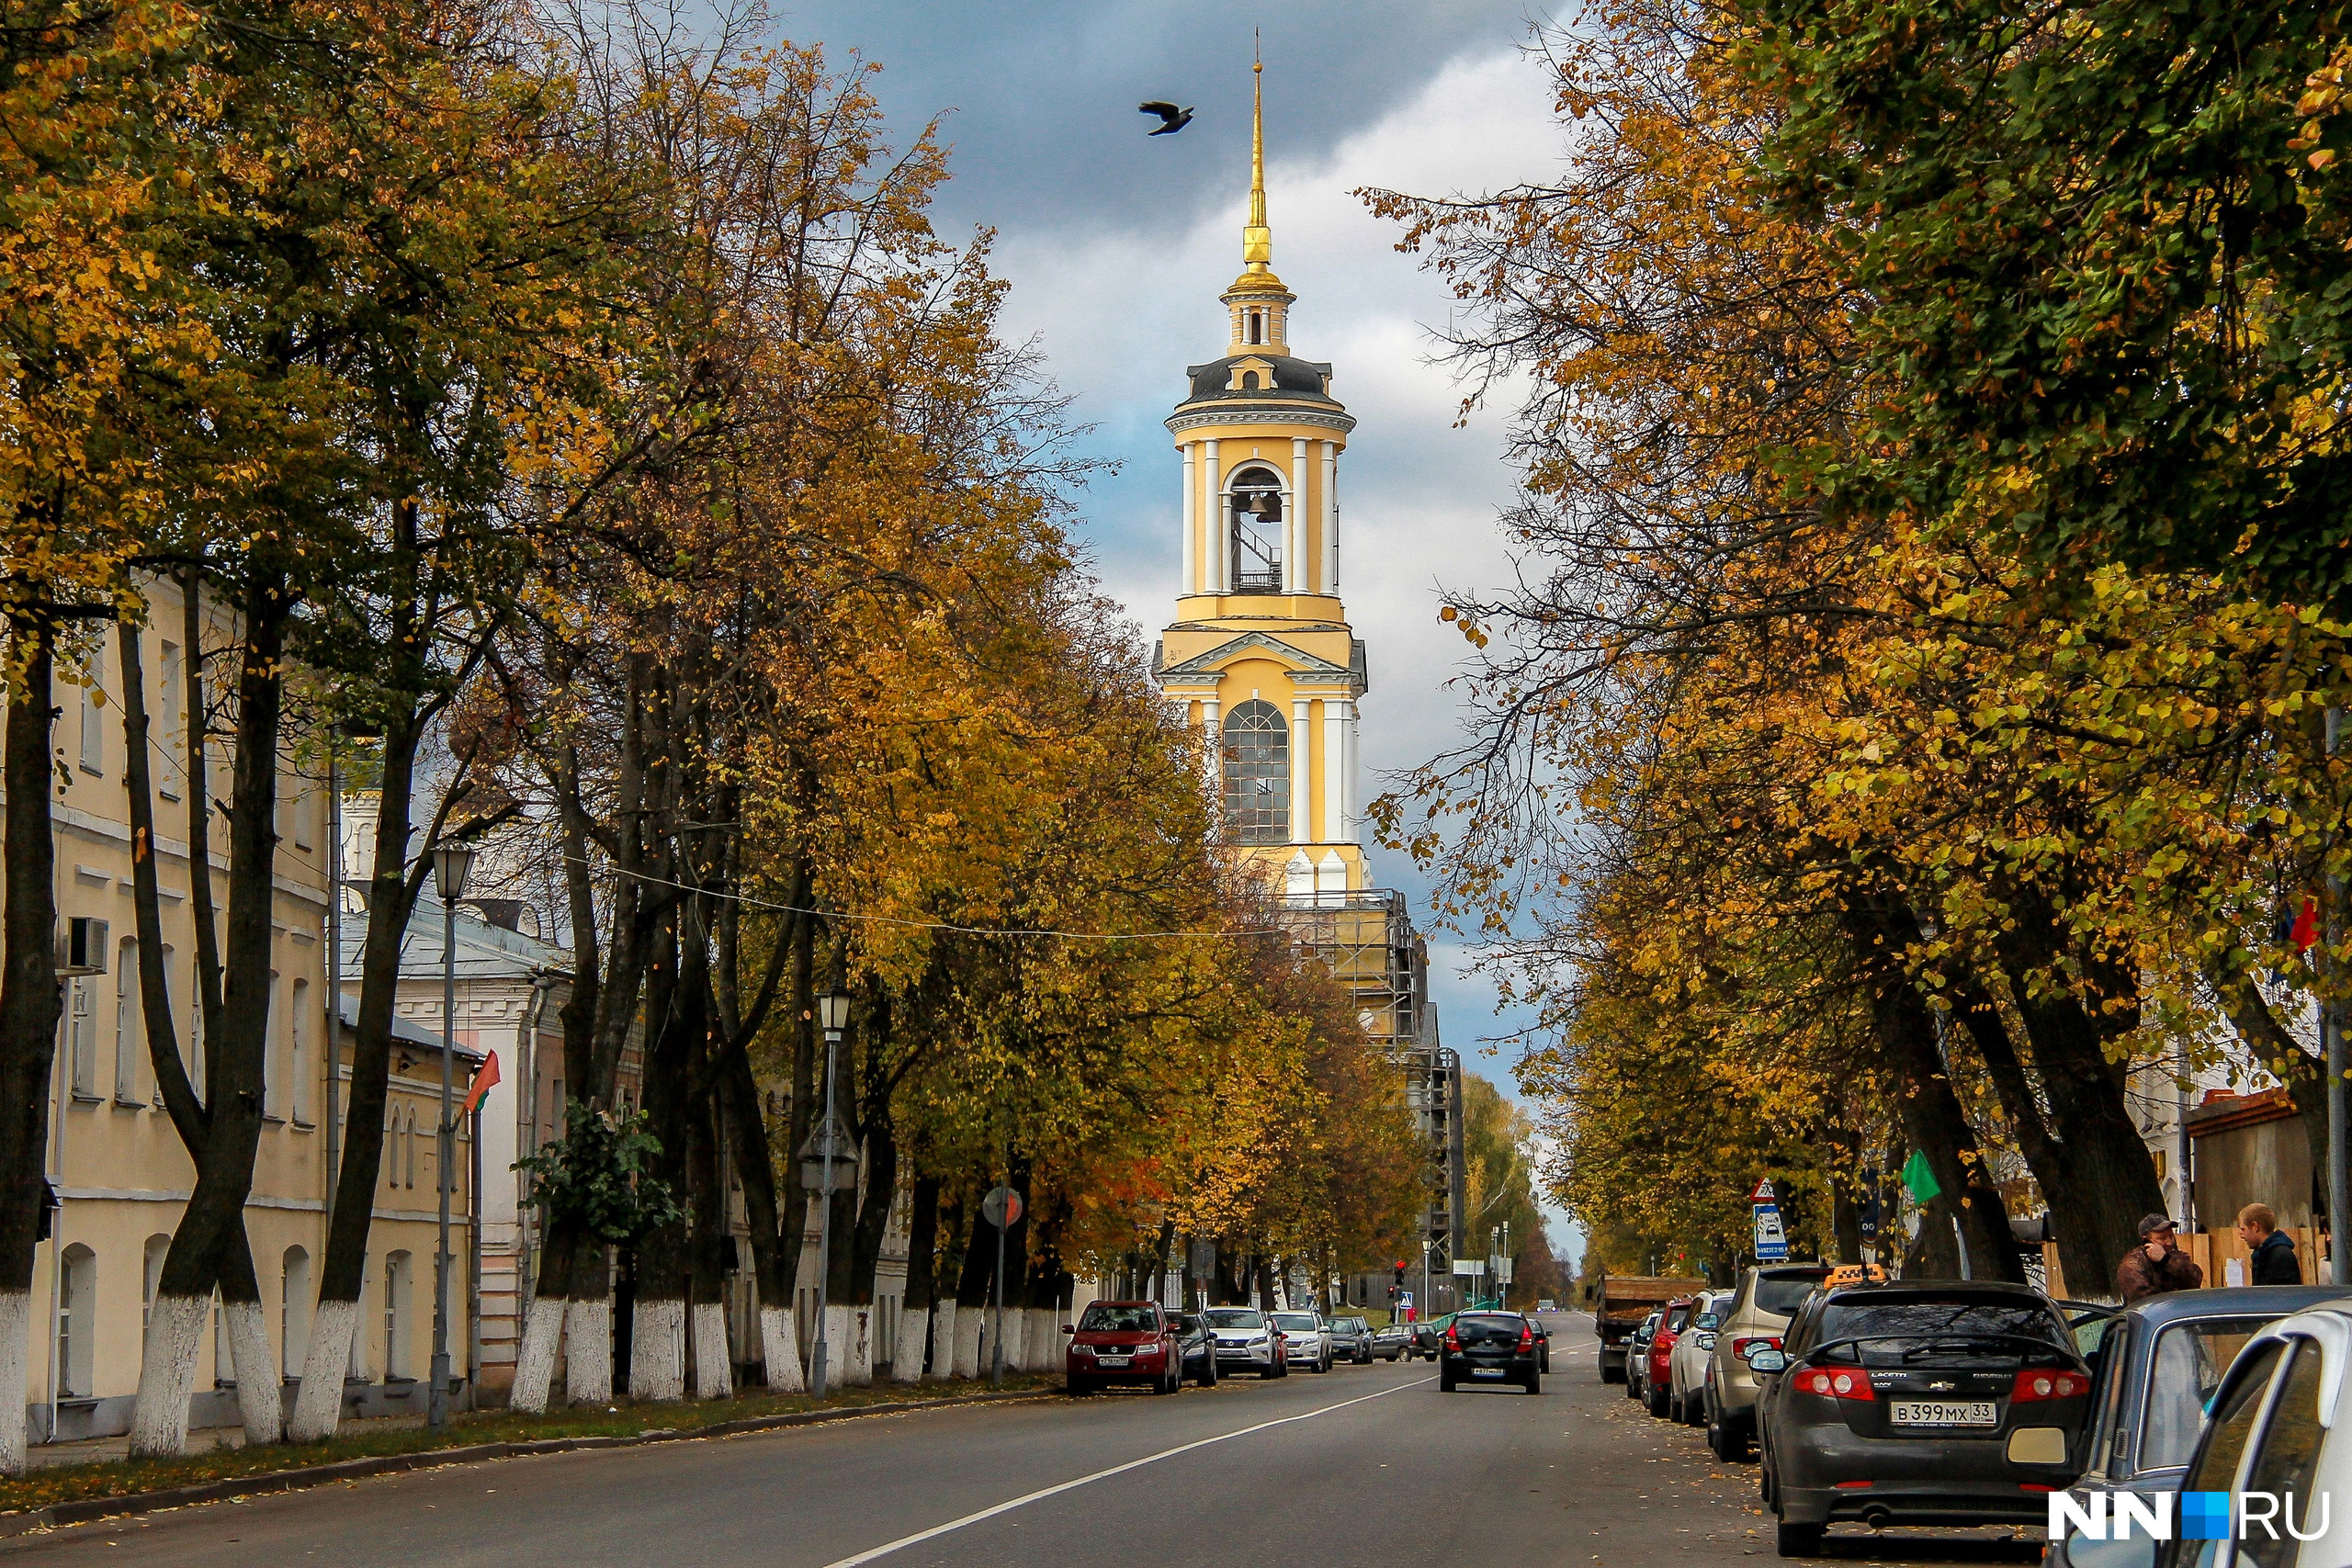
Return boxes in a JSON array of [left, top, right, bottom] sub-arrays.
[[1181, 355, 1339, 405]]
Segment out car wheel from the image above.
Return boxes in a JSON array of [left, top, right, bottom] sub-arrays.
[[1193, 1359, 1217, 1389], [1668, 1391, 1685, 1423], [1708, 1407, 1747, 1461], [1541, 1349, 1551, 1373], [1647, 1383, 1670, 1418], [1317, 1355, 1332, 1373], [1440, 1368, 1458, 1393], [1774, 1520, 1823, 1558], [1522, 1369, 1541, 1394], [1158, 1365, 1180, 1394]]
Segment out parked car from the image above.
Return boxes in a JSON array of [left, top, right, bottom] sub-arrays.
[[1326, 1314, 1374, 1363], [1371, 1324, 1414, 1361], [1704, 1262, 1833, 1460], [1440, 1310, 1543, 1393], [2041, 1285, 2346, 1568], [1202, 1306, 1290, 1378], [1530, 1316, 1551, 1373], [1170, 1312, 1222, 1388], [1065, 1300, 1187, 1394], [1627, 1310, 1663, 1404], [2050, 1299, 2352, 1568], [1645, 1295, 1699, 1417], [1272, 1310, 1334, 1372], [1670, 1289, 1736, 1425], [1751, 1280, 2094, 1556], [1413, 1311, 1459, 1362]]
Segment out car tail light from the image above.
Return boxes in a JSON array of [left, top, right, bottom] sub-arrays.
[[1732, 1337, 1781, 1360], [2009, 1368, 2088, 1403], [1520, 1324, 1534, 1351], [1793, 1367, 1876, 1402], [1445, 1325, 1461, 1349]]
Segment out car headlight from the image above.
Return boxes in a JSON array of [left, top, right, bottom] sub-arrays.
[[1251, 1335, 1270, 1347], [1072, 1344, 1095, 1355]]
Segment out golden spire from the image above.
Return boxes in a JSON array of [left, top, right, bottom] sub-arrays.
[[1242, 56, 1272, 274]]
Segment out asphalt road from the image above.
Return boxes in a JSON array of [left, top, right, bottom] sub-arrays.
[[0, 1312, 2050, 1568]]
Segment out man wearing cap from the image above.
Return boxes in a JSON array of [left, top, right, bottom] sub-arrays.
[[2116, 1214, 2205, 1303]]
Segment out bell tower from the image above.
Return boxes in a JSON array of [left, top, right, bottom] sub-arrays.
[[1153, 60, 1365, 901]]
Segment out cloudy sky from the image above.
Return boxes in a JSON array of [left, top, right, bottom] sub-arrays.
[[776, 1, 1577, 1255]]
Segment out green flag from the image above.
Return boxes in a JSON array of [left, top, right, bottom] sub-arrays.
[[1901, 1149, 1942, 1205]]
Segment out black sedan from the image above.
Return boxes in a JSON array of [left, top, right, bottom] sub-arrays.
[[1753, 1280, 2092, 1555], [1170, 1312, 1221, 1388], [1439, 1310, 1543, 1393]]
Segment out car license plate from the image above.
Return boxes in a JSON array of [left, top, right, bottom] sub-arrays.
[[1890, 1399, 1996, 1427], [1473, 1368, 1506, 1378], [1097, 1356, 1129, 1368]]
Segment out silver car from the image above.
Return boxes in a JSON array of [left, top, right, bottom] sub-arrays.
[[1668, 1289, 1734, 1425], [1271, 1310, 1334, 1372], [1703, 1264, 1830, 1461], [1204, 1307, 1288, 1378]]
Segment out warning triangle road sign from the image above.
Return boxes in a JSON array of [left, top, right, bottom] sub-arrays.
[[1750, 1179, 1777, 1203]]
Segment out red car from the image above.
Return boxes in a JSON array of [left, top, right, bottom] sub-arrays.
[[1646, 1295, 1697, 1418], [1063, 1300, 1185, 1394]]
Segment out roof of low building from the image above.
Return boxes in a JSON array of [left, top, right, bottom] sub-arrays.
[[340, 895, 572, 985]]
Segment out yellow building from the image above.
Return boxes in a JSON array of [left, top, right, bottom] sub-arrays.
[[1155, 61, 1365, 902]]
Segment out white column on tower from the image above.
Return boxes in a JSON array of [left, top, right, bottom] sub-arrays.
[[1180, 444, 1196, 595], [1290, 697, 1312, 843], [1203, 438, 1223, 593], [1288, 438, 1308, 592], [1321, 441, 1338, 591], [1201, 697, 1222, 814], [1345, 698, 1360, 842], [1323, 697, 1350, 847]]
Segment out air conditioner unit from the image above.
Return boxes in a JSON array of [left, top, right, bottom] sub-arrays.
[[53, 917, 107, 976]]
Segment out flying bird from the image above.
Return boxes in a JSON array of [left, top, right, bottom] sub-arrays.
[[1139, 100, 1194, 136]]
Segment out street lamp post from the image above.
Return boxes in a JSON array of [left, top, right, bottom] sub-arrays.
[[427, 840, 475, 1433], [804, 989, 854, 1397]]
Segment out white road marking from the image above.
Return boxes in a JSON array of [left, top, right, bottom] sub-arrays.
[[817, 1375, 1438, 1567]]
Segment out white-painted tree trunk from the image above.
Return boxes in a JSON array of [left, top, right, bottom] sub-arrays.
[[629, 1297, 685, 1402], [930, 1303, 957, 1380], [223, 1296, 281, 1445], [288, 1298, 357, 1441], [892, 1305, 929, 1383], [690, 1303, 731, 1400], [953, 1304, 983, 1379], [508, 1295, 564, 1415], [1000, 1307, 1025, 1375], [0, 1290, 29, 1475], [820, 1305, 864, 1389], [563, 1296, 611, 1406], [129, 1293, 209, 1458], [848, 1306, 873, 1386], [1026, 1307, 1057, 1372], [758, 1304, 803, 1393]]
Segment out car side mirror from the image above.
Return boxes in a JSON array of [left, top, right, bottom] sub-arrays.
[[1696, 1314, 1720, 1330], [1061, 1324, 1075, 1335], [1747, 1348, 1788, 1374]]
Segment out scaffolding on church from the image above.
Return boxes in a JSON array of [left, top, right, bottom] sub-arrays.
[[1273, 889, 1464, 1312]]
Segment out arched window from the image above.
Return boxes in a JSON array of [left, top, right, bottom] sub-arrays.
[[1227, 466, 1284, 592], [384, 1251, 413, 1379], [1221, 700, 1290, 845], [114, 936, 139, 1104], [282, 1246, 311, 1379], [57, 1245, 95, 1397], [142, 1234, 169, 1332], [405, 1109, 418, 1188], [1240, 369, 1261, 390]]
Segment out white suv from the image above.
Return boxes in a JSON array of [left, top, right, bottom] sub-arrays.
[[1271, 1311, 1333, 1373], [1668, 1290, 1734, 1425]]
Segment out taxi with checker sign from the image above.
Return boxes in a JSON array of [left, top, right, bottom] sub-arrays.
[[1749, 1280, 2092, 1556]]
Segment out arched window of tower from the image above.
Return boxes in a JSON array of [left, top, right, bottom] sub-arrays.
[[1220, 699, 1289, 843], [1241, 370, 1260, 390], [1228, 467, 1284, 592]]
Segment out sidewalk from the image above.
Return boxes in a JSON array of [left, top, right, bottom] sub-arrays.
[[28, 1412, 431, 1471]]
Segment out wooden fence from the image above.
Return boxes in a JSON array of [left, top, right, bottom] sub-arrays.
[[2038, 1228, 2325, 1303]]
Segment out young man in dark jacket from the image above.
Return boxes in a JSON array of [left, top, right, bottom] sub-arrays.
[[2239, 1203, 2302, 1285], [2116, 1214, 2205, 1303]]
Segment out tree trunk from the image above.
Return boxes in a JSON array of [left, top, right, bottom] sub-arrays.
[[0, 623, 60, 1475], [895, 1176, 940, 1382], [720, 1048, 797, 1392], [685, 1100, 730, 1400]]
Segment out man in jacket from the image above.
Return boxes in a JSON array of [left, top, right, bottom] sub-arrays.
[[2239, 1203, 2302, 1285], [2116, 1214, 2205, 1303]]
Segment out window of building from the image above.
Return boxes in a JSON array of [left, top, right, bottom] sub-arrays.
[[384, 1251, 413, 1379], [1248, 309, 1263, 344], [66, 977, 96, 1100], [1227, 466, 1283, 591], [282, 1246, 311, 1380], [142, 1234, 169, 1331], [57, 1245, 95, 1397], [1221, 700, 1290, 845], [263, 971, 282, 1121], [288, 978, 310, 1125], [114, 936, 140, 1104]]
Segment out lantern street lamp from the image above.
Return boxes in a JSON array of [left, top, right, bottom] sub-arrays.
[[426, 840, 475, 1432], [802, 989, 855, 1396]]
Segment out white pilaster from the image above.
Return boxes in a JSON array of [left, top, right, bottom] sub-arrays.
[[1202, 698, 1221, 811], [1324, 698, 1350, 847], [1290, 698, 1312, 843], [1345, 702, 1360, 842], [1180, 444, 1196, 595], [1288, 438, 1308, 593], [1203, 439, 1223, 593], [1321, 441, 1338, 591]]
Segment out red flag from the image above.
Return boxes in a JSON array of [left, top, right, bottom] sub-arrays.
[[2293, 897, 2322, 954], [460, 1049, 501, 1119]]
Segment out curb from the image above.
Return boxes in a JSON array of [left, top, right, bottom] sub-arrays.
[[0, 1386, 1059, 1539]]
